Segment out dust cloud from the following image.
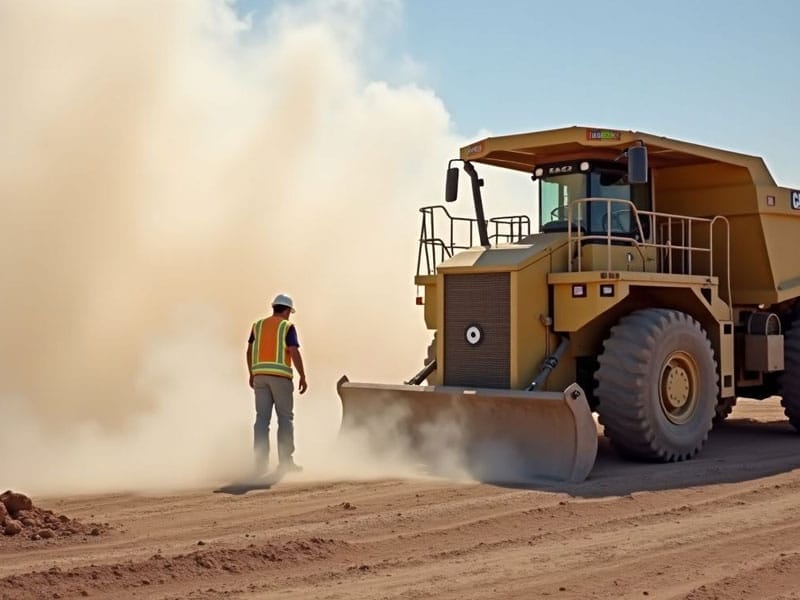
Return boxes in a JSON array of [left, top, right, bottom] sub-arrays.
[[0, 0, 479, 494]]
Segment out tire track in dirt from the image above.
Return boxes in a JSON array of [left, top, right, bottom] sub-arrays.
[[290, 474, 800, 600], [3, 474, 800, 599], [682, 553, 800, 600], [0, 538, 350, 600]]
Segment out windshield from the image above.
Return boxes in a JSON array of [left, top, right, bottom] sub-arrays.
[[538, 168, 649, 236], [540, 173, 586, 225]]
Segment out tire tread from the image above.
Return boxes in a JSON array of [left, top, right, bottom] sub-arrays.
[[595, 308, 717, 462]]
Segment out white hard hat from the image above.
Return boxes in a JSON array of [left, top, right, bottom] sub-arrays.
[[271, 293, 296, 313]]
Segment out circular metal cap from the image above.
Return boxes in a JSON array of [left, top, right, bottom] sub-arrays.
[[465, 324, 483, 346]]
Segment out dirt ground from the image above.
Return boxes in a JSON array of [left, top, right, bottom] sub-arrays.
[[3, 398, 800, 600]]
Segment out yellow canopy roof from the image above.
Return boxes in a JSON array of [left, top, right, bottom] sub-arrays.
[[460, 126, 774, 185]]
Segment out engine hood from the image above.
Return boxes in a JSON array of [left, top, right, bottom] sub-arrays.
[[436, 232, 568, 273]]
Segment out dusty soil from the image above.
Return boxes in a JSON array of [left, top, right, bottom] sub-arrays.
[[3, 398, 800, 600]]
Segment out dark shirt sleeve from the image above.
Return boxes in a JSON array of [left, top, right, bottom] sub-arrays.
[[285, 325, 300, 348]]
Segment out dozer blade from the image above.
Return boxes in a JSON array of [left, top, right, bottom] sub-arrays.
[[337, 377, 598, 483]]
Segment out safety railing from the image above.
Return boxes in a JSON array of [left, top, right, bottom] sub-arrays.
[[416, 205, 531, 276], [566, 198, 732, 308]]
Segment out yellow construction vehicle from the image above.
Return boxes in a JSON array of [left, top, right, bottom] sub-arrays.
[[338, 126, 800, 482]]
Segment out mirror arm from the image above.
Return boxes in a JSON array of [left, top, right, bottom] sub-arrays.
[[463, 161, 491, 247]]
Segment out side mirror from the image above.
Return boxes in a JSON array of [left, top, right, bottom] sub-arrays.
[[627, 145, 648, 184], [445, 166, 459, 202]]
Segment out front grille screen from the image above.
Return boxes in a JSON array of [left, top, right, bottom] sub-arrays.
[[443, 272, 510, 388]]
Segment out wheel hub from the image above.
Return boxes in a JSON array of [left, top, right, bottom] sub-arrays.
[[660, 352, 699, 424], [665, 366, 690, 407]]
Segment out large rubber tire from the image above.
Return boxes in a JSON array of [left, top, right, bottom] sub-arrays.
[[595, 309, 718, 462], [780, 316, 800, 430]]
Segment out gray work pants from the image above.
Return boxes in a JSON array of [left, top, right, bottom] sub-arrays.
[[253, 374, 294, 467]]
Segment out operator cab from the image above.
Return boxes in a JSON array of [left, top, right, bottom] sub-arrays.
[[532, 160, 651, 239], [438, 143, 651, 261]]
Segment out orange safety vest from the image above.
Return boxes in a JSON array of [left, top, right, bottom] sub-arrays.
[[250, 316, 294, 378]]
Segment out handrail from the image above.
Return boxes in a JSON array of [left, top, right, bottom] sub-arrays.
[[568, 199, 649, 273], [566, 198, 733, 313], [416, 200, 732, 318], [416, 205, 531, 276], [711, 215, 733, 320]]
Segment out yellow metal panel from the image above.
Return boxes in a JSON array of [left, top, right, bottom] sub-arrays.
[[437, 233, 568, 273], [762, 211, 800, 304], [657, 162, 759, 216], [577, 243, 658, 273], [713, 321, 735, 398], [510, 257, 550, 389], [550, 271, 716, 285], [552, 281, 631, 332], [414, 275, 436, 286]]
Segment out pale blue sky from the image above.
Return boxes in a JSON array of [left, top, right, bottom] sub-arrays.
[[240, 0, 799, 185]]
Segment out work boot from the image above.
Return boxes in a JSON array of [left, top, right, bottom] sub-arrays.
[[278, 459, 302, 473]]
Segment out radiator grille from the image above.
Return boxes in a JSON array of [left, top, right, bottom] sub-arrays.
[[443, 272, 510, 388]]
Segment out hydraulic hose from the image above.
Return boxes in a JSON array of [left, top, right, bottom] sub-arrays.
[[527, 337, 570, 391]]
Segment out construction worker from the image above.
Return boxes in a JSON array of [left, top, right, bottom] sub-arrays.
[[247, 293, 308, 474]]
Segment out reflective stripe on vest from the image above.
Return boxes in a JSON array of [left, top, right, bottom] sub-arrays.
[[250, 316, 293, 378]]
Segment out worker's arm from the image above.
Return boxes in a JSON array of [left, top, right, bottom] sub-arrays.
[[288, 346, 307, 394]]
